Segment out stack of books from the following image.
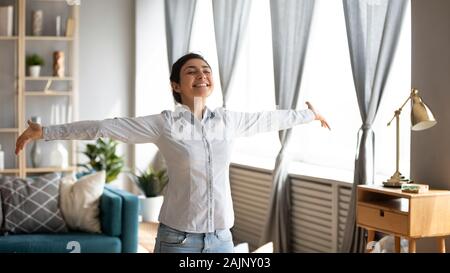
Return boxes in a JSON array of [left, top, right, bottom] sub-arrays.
[[0, 5, 13, 36], [401, 183, 429, 194]]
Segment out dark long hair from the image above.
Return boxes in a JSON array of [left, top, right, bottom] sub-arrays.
[[170, 53, 211, 104]]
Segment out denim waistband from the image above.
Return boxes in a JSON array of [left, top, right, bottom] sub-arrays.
[[159, 223, 230, 236]]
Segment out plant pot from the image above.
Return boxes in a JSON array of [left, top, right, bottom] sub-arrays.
[[29, 65, 41, 77], [140, 195, 164, 223]]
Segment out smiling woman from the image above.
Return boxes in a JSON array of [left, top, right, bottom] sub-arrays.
[[169, 53, 214, 119], [15, 52, 328, 253]]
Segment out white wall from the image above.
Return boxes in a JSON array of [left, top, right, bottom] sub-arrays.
[[79, 0, 135, 189], [411, 0, 450, 252], [411, 0, 450, 189]]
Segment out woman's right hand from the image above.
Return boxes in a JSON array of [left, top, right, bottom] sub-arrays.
[[15, 120, 44, 155], [305, 101, 331, 130]]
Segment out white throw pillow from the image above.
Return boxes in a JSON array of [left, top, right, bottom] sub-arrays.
[[59, 171, 106, 233]]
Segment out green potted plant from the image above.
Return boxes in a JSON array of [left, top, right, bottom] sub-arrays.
[[78, 138, 124, 183], [26, 54, 45, 77], [131, 166, 168, 222]]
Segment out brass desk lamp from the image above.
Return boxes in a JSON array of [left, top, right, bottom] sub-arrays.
[[383, 88, 437, 187]]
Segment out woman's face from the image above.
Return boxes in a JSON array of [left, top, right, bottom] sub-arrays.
[[172, 58, 214, 103]]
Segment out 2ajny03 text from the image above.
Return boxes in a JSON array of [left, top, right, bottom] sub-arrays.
[[179, 257, 271, 270]]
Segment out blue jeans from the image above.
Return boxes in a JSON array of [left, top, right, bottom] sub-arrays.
[[153, 223, 234, 253]]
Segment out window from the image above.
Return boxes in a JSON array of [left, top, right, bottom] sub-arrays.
[[138, 0, 411, 183], [226, 0, 411, 183], [292, 0, 411, 182]]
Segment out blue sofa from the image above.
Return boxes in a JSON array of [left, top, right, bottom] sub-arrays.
[[0, 186, 139, 253]]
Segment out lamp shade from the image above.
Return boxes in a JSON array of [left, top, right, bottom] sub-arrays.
[[411, 91, 437, 131]]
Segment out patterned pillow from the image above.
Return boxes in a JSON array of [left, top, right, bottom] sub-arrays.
[[0, 173, 68, 234]]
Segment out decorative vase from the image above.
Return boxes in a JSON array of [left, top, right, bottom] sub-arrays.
[[53, 51, 64, 77], [32, 10, 43, 36], [47, 141, 69, 168], [29, 65, 41, 77], [0, 144, 5, 170], [30, 116, 42, 168], [56, 16, 61, 36], [30, 140, 43, 168], [140, 195, 164, 222]]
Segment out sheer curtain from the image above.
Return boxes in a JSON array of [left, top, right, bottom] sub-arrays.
[[165, 0, 197, 68], [212, 0, 251, 106], [260, 0, 315, 253], [341, 0, 409, 253]]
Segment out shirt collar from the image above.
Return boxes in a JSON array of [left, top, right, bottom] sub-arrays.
[[203, 106, 215, 121], [174, 104, 215, 124]]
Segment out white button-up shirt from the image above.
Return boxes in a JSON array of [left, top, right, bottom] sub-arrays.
[[43, 105, 315, 233]]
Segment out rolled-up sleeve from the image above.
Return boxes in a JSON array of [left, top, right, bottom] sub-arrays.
[[43, 114, 164, 144], [224, 109, 315, 137]]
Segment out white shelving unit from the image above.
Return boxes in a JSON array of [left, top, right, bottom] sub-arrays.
[[0, 0, 79, 177]]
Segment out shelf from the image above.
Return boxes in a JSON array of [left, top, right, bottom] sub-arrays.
[[26, 166, 77, 173], [0, 169, 20, 174], [25, 91, 72, 96], [26, 36, 74, 41], [0, 36, 18, 40], [25, 77, 73, 81], [0, 128, 19, 133], [2, 0, 79, 179]]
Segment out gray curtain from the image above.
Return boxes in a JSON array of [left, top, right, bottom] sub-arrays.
[[165, 0, 197, 68], [341, 0, 408, 253], [212, 0, 251, 106], [260, 0, 315, 253]]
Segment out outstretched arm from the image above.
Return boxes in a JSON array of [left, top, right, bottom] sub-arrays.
[[15, 114, 164, 155], [226, 101, 330, 138]]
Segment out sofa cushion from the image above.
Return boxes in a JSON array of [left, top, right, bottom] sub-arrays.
[[0, 232, 121, 253], [0, 173, 68, 234], [59, 171, 105, 233]]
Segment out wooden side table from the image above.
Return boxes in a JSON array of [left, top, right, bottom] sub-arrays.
[[357, 185, 450, 253]]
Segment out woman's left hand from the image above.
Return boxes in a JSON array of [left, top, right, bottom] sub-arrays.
[[306, 101, 331, 130]]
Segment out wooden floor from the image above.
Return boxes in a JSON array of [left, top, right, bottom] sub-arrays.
[[138, 222, 159, 253]]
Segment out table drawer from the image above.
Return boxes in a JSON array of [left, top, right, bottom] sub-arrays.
[[357, 205, 409, 235]]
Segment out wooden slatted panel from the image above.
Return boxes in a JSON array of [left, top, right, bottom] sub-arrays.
[[230, 165, 273, 250], [290, 178, 333, 253]]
